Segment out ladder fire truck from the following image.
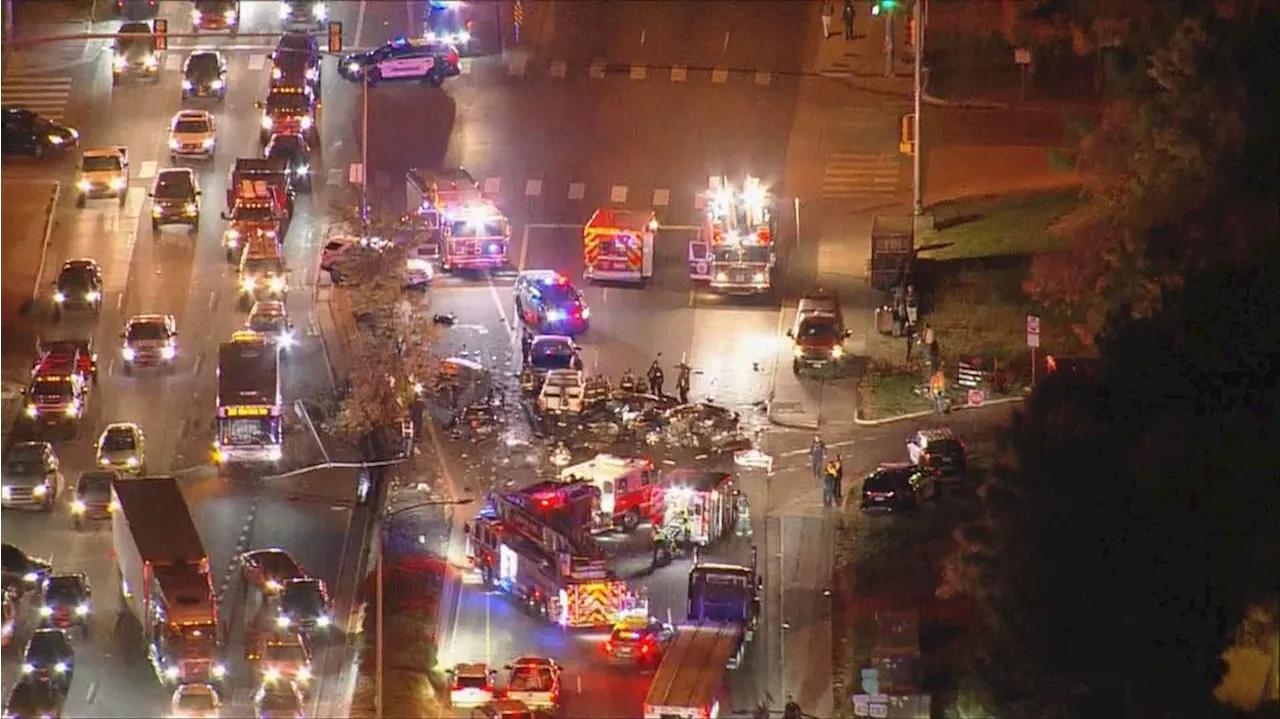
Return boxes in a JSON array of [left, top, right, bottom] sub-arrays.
[[465, 480, 646, 628], [583, 209, 657, 284], [689, 176, 777, 295], [558, 454, 662, 534], [406, 168, 510, 272]]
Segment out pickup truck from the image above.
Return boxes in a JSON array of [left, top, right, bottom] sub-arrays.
[[75, 146, 129, 207]]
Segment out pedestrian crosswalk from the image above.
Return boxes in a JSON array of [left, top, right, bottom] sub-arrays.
[[820, 154, 901, 200], [1, 75, 74, 123]]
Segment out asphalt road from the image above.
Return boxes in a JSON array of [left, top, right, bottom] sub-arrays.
[[1, 2, 370, 715]]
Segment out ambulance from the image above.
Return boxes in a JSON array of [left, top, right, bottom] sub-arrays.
[[583, 209, 657, 284], [689, 176, 777, 295], [558, 454, 661, 533], [405, 167, 509, 271], [659, 468, 739, 547]]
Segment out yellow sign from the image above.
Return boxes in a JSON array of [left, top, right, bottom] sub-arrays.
[[225, 405, 270, 417]]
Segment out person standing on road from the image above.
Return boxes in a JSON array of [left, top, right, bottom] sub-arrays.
[[833, 454, 845, 505], [809, 436, 827, 480], [676, 362, 692, 404], [905, 321, 916, 361], [821, 0, 834, 39], [842, 0, 855, 41], [822, 460, 838, 507], [648, 356, 665, 398]]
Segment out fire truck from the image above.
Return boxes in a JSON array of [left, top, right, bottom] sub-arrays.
[[689, 176, 777, 295], [558, 454, 661, 533], [406, 168, 510, 271], [659, 469, 739, 547], [23, 347, 94, 437], [221, 177, 286, 261], [465, 482, 646, 628], [583, 209, 657, 284]]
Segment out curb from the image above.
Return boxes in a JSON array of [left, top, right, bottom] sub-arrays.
[[853, 395, 1024, 426], [30, 181, 60, 300], [813, 68, 1013, 110], [766, 405, 819, 432]]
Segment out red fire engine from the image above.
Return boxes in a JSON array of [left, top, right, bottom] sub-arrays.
[[689, 176, 776, 294], [659, 468, 739, 547], [405, 169, 510, 271], [558, 454, 662, 533], [465, 482, 646, 628], [583, 209, 657, 284]]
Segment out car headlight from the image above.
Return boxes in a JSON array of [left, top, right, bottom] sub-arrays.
[[21, 662, 35, 674], [296, 667, 312, 681], [264, 667, 281, 682], [202, 138, 215, 149], [314, 2, 327, 20], [305, 66, 318, 81], [168, 138, 181, 150], [145, 54, 158, 69], [123, 346, 136, 361], [110, 177, 126, 190], [185, 203, 198, 215], [581, 306, 591, 319], [269, 276, 286, 293], [272, 67, 282, 80], [72, 499, 86, 513], [300, 115, 313, 130], [126, 456, 139, 467], [33, 483, 48, 497], [276, 615, 291, 628], [831, 346, 845, 358], [86, 290, 101, 302], [77, 179, 91, 192], [113, 55, 127, 70], [152, 206, 164, 218], [210, 79, 224, 90], [346, 61, 362, 75], [296, 164, 309, 176], [546, 309, 566, 322], [161, 344, 177, 360], [715, 272, 729, 282], [792, 346, 804, 358], [192, 9, 203, 23], [261, 115, 274, 130], [47, 134, 64, 145], [277, 2, 290, 19], [53, 291, 66, 303], [65, 400, 81, 416], [75, 603, 90, 616], [211, 663, 227, 678], [279, 331, 296, 347], [25, 404, 38, 418], [265, 579, 282, 592], [54, 661, 68, 673], [99, 456, 111, 466], [39, 605, 53, 617], [240, 277, 257, 292], [182, 79, 193, 90], [22, 572, 38, 584], [226, 228, 242, 240], [267, 445, 283, 461], [315, 614, 331, 627], [753, 272, 766, 283], [223, 8, 237, 22], [165, 665, 180, 680], [3, 486, 12, 500]]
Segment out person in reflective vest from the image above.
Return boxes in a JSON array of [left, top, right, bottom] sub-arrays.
[[619, 369, 636, 393]]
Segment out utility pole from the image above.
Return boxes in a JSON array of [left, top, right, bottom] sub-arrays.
[[883, 11, 894, 78], [912, 0, 924, 217], [360, 70, 370, 235]]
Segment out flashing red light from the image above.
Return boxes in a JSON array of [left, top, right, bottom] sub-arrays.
[[1046, 354, 1059, 373], [449, 49, 460, 66], [555, 274, 568, 285], [640, 642, 650, 655], [603, 640, 612, 653]]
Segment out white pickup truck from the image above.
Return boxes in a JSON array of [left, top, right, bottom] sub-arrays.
[[75, 146, 129, 207]]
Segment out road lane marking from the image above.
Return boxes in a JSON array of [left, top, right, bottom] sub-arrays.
[[101, 187, 145, 293], [694, 192, 707, 210], [482, 177, 501, 196], [247, 54, 266, 71], [137, 160, 158, 180], [721, 31, 731, 58], [125, 185, 145, 218], [671, 65, 687, 82], [517, 226, 531, 271], [652, 188, 670, 207], [589, 60, 606, 79], [326, 168, 343, 187], [567, 182, 585, 200], [525, 179, 542, 197], [164, 54, 182, 71], [755, 70, 772, 86], [711, 68, 729, 84], [640, 29, 646, 46], [549, 60, 566, 78], [630, 64, 646, 80], [508, 57, 527, 77], [1, 75, 74, 122], [610, 185, 627, 203], [354, 0, 368, 47], [820, 154, 899, 199]]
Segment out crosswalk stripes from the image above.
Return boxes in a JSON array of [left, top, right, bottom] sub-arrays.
[[0, 75, 74, 123], [820, 154, 901, 200]]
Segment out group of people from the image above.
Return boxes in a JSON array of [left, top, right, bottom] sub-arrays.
[[809, 436, 845, 508], [620, 355, 693, 404]]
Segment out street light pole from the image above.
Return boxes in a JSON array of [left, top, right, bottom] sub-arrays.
[[374, 497, 473, 719], [912, 0, 925, 217], [361, 70, 370, 234]]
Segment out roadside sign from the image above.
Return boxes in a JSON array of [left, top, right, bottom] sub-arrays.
[[1026, 314, 1041, 348], [956, 360, 983, 389], [967, 388, 985, 407], [1015, 47, 1032, 65], [349, 163, 364, 185]]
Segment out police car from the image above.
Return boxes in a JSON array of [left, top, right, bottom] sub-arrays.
[[337, 37, 460, 86], [426, 3, 474, 53], [514, 271, 590, 336]]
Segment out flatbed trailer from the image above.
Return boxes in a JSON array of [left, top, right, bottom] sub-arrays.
[[643, 622, 741, 719]]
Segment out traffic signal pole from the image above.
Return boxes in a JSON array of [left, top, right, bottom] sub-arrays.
[[912, 0, 924, 216], [883, 10, 894, 78]]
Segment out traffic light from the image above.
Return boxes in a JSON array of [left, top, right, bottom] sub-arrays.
[[871, 0, 898, 16], [153, 17, 167, 51], [327, 20, 343, 53]]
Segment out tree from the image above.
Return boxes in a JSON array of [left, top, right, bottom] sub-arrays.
[[1025, 1, 1280, 332], [324, 206, 441, 448], [940, 241, 1280, 717]]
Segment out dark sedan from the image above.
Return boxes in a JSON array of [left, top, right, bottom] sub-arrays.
[[2, 108, 79, 159]]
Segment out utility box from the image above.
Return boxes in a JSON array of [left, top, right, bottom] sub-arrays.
[[870, 215, 914, 292]]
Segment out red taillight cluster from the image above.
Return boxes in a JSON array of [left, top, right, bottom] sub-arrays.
[[449, 50, 460, 66], [602, 640, 612, 653]]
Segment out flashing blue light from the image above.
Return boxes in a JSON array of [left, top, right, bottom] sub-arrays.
[[486, 243, 501, 254], [546, 309, 567, 323]]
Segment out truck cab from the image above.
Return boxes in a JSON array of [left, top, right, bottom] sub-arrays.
[[76, 147, 129, 207], [583, 208, 656, 284], [788, 290, 851, 376], [559, 454, 660, 533], [237, 238, 288, 309]]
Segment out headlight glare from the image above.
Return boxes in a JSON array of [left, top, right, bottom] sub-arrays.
[[39, 606, 53, 617], [75, 603, 90, 616], [161, 344, 177, 360], [54, 291, 66, 303], [122, 347, 136, 361]]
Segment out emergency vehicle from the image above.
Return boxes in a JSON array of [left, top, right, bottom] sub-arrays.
[[558, 454, 661, 533], [24, 350, 91, 436], [659, 469, 738, 547], [256, 83, 318, 144], [583, 209, 657, 284], [642, 623, 740, 719], [465, 484, 645, 628], [407, 168, 509, 271], [221, 179, 285, 261], [226, 158, 293, 217], [689, 176, 777, 294]]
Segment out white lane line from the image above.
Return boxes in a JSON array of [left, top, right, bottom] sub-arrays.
[[567, 182, 585, 200], [671, 65, 687, 83], [354, 0, 368, 48], [508, 57, 527, 77], [137, 160, 158, 180], [652, 188, 670, 207], [630, 64, 646, 80], [517, 225, 530, 271], [482, 177, 501, 196], [711, 68, 729, 84], [610, 185, 627, 203], [459, 58, 472, 75], [755, 70, 772, 86], [164, 54, 182, 71], [589, 60, 606, 79], [525, 179, 542, 198], [549, 60, 566, 78], [247, 54, 266, 71], [326, 168, 343, 187]]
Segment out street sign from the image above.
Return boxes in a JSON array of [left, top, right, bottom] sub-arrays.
[[1015, 47, 1032, 65], [956, 360, 983, 388], [1026, 314, 1041, 348], [349, 163, 364, 185], [967, 388, 985, 407]]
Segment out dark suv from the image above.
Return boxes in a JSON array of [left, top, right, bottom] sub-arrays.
[[906, 428, 967, 482], [860, 464, 919, 515], [150, 169, 201, 232]]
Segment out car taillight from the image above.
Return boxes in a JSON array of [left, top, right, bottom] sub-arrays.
[[603, 640, 612, 653], [640, 642, 650, 655], [449, 49, 459, 66]]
